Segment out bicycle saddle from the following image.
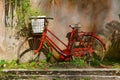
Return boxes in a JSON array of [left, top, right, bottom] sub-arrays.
[[69, 24, 81, 28]]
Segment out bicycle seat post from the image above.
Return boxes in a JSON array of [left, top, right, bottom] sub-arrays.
[[69, 24, 81, 39], [69, 24, 81, 32]]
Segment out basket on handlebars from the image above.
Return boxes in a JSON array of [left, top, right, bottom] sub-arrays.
[[30, 16, 46, 33]]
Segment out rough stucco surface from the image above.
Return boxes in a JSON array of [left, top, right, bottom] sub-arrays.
[[0, 0, 120, 61], [0, 1, 7, 60], [0, 1, 18, 61]]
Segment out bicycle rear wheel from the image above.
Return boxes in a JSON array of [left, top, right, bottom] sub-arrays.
[[72, 34, 105, 61]]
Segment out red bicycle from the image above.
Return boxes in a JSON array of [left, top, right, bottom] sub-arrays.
[[17, 16, 106, 63]]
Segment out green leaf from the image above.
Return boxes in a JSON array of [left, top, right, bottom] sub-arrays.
[[47, 52, 53, 58], [0, 60, 6, 67]]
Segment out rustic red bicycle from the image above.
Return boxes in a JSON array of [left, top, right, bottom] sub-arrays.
[[17, 16, 106, 63]]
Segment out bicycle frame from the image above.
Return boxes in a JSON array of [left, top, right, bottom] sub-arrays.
[[78, 32, 106, 49], [33, 26, 106, 61], [33, 26, 75, 56], [32, 19, 106, 61], [16, 16, 106, 64], [33, 26, 79, 61]]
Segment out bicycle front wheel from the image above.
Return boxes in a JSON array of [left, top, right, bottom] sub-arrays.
[[17, 37, 52, 64]]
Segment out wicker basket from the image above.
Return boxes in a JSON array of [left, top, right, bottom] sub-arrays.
[[30, 16, 46, 33]]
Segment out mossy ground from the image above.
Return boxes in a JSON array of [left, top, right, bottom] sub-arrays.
[[0, 57, 120, 70]]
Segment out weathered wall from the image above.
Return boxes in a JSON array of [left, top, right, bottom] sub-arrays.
[[0, 0, 8, 60], [0, 0, 19, 61], [30, 0, 120, 47], [0, 0, 120, 61], [0, 0, 5, 53]]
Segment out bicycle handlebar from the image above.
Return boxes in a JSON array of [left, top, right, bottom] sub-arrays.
[[29, 16, 54, 20]]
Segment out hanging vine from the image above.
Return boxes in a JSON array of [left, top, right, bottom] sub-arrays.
[[5, 0, 30, 37], [16, 0, 30, 29], [5, 0, 43, 37], [16, 0, 31, 37]]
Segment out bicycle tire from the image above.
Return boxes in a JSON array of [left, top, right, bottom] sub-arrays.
[[71, 34, 105, 61], [17, 37, 53, 64]]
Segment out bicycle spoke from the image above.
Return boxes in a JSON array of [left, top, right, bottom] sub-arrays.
[[71, 34, 105, 62]]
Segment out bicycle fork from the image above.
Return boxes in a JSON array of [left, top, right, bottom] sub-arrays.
[[34, 33, 46, 54]]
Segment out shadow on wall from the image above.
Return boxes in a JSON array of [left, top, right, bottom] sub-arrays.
[[28, 0, 120, 61], [38, 0, 112, 50], [105, 18, 120, 61]]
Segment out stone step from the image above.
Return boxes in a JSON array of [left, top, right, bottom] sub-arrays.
[[1, 69, 120, 80]]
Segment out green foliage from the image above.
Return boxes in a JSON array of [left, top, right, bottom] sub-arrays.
[[112, 63, 120, 68], [0, 58, 120, 69], [0, 60, 6, 68], [16, 0, 30, 28], [91, 57, 100, 66], [47, 52, 53, 58], [70, 58, 88, 67], [7, 60, 18, 68], [30, 8, 46, 16], [41, 60, 47, 64], [100, 59, 120, 68], [29, 62, 36, 67], [14, 0, 46, 37], [0, 60, 49, 69], [18, 63, 28, 68], [15, 0, 31, 37], [16, 0, 46, 27]]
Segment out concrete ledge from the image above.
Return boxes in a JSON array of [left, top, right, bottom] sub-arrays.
[[1, 68, 120, 80], [2, 68, 120, 71]]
